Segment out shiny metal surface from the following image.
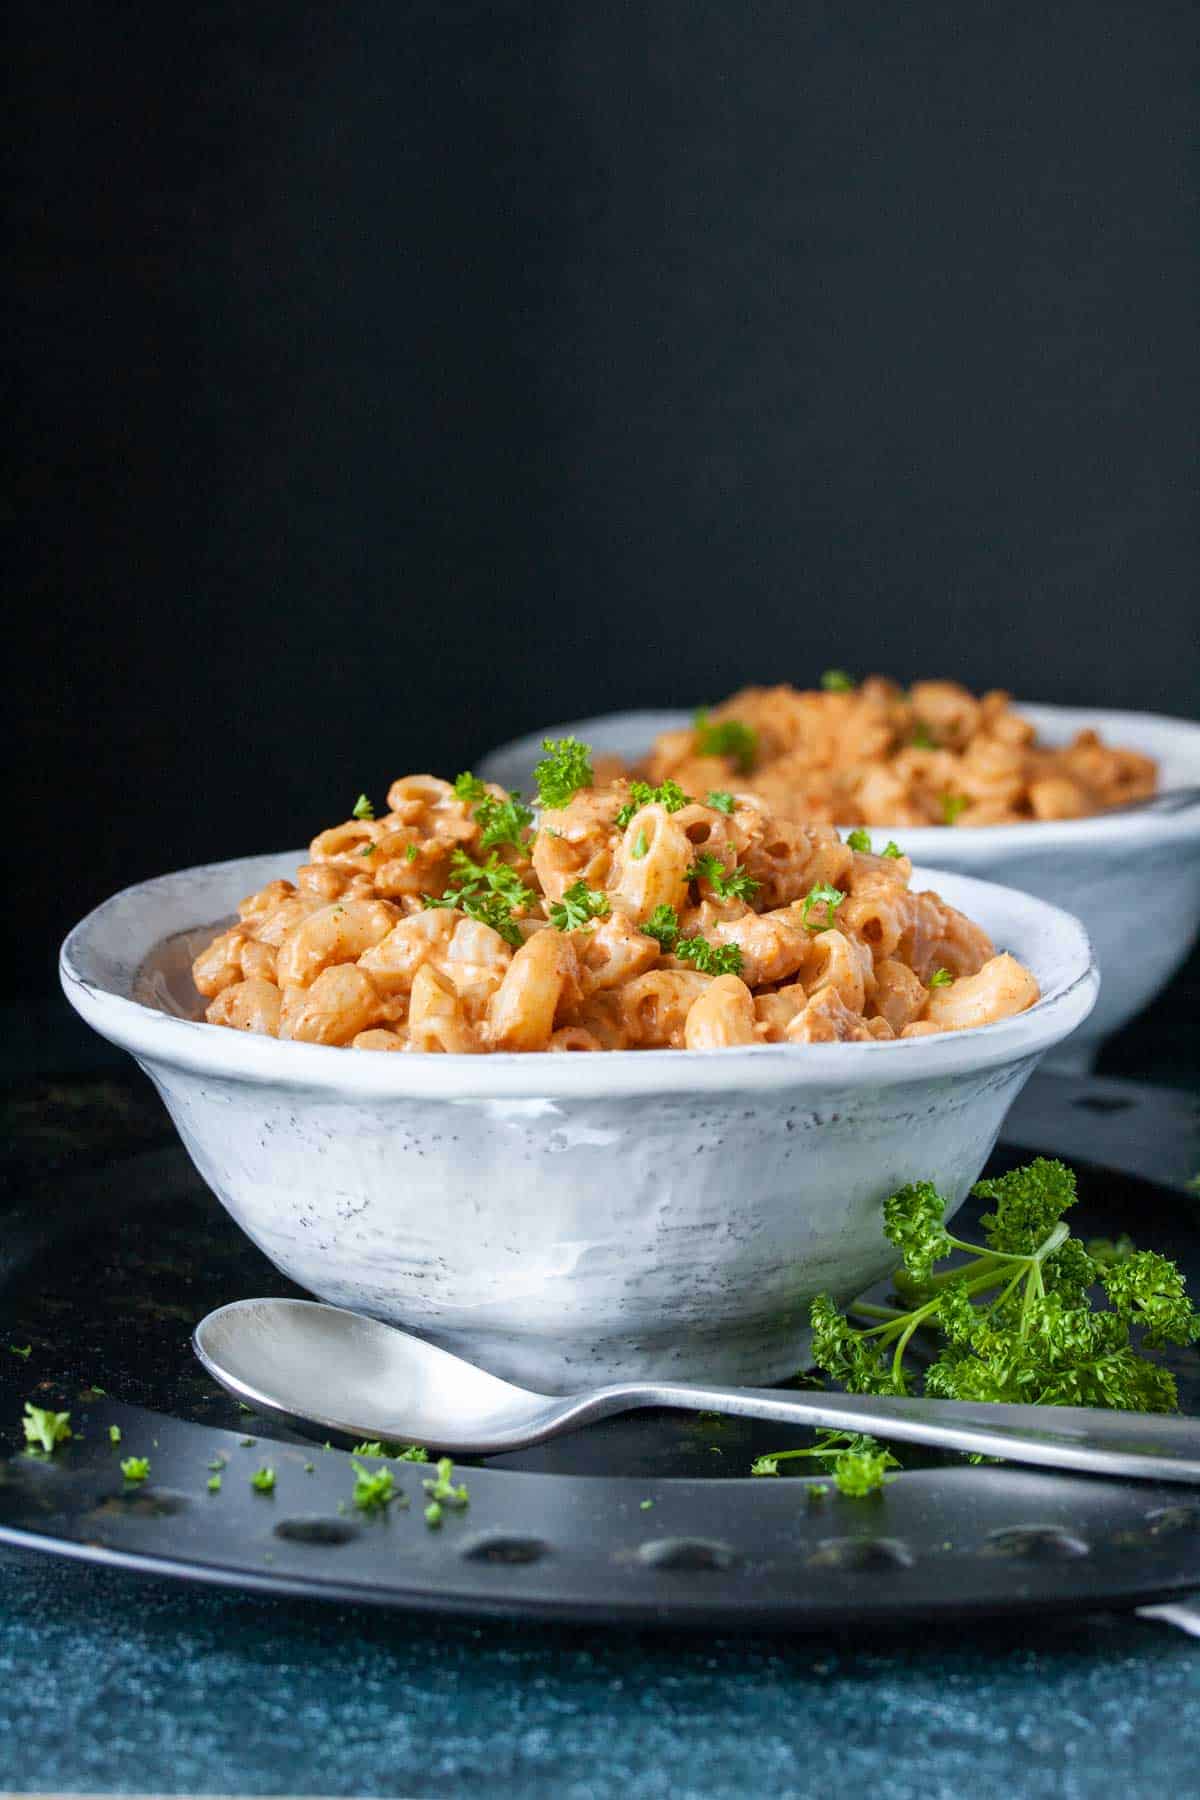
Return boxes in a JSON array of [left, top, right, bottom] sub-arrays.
[[194, 1297, 1200, 1481]]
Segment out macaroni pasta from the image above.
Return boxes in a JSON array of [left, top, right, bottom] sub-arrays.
[[638, 678, 1156, 826], [193, 757, 1040, 1053]]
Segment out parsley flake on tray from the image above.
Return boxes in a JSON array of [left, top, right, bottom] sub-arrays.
[[422, 1457, 470, 1528], [22, 1404, 71, 1455]]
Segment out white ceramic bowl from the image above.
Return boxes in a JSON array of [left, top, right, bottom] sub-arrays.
[[60, 852, 1096, 1392], [481, 703, 1200, 1071]]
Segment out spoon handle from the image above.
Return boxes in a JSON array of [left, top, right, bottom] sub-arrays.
[[595, 1384, 1200, 1484]]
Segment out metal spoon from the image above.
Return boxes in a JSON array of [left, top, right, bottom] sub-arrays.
[[193, 1297, 1200, 1483]]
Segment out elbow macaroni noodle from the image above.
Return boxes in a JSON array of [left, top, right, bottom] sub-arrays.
[[194, 754, 1041, 1054], [640, 678, 1156, 827]]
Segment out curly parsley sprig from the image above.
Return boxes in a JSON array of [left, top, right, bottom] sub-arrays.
[[811, 1160, 1200, 1410]]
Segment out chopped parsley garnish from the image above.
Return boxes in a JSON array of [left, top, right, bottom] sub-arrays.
[[359, 841, 377, 856], [640, 1499, 655, 1510], [120, 1456, 150, 1483], [751, 1432, 898, 1497], [351, 1459, 396, 1512], [250, 1466, 276, 1493], [830, 1442, 900, 1496], [422, 850, 534, 948], [940, 793, 968, 825], [706, 790, 735, 814], [207, 1473, 222, 1493], [208, 1455, 226, 1471], [453, 772, 534, 849], [22, 1404, 71, 1455], [614, 779, 693, 828], [911, 723, 937, 750], [882, 841, 903, 859], [534, 737, 594, 810], [928, 968, 954, 989], [352, 793, 375, 821], [239, 1436, 256, 1447], [549, 880, 611, 932], [422, 1457, 469, 1524], [686, 852, 760, 902], [846, 829, 872, 854], [109, 1424, 121, 1444], [809, 1160, 1200, 1410], [675, 935, 744, 976], [631, 829, 648, 860], [821, 669, 855, 692], [10, 1344, 31, 1360], [693, 709, 757, 773], [474, 791, 535, 852], [800, 883, 845, 932], [642, 904, 680, 951]]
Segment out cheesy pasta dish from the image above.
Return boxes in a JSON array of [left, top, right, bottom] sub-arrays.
[[635, 676, 1157, 827], [193, 739, 1039, 1054]]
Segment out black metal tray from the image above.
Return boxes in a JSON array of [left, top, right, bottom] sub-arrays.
[[2, 1089, 1199, 1629]]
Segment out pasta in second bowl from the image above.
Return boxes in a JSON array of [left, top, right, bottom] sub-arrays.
[[61, 854, 1095, 1390], [481, 702, 1200, 1070]]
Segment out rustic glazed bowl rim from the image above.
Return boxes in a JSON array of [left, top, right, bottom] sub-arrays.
[[61, 854, 1097, 1100], [479, 701, 1200, 856]]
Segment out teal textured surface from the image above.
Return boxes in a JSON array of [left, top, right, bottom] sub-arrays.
[[1, 1543, 1198, 1797]]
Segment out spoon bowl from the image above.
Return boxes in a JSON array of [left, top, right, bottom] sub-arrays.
[[193, 1297, 1200, 1481], [194, 1297, 564, 1450]]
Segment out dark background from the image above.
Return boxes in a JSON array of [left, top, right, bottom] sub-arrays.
[[8, 1, 1198, 1029]]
